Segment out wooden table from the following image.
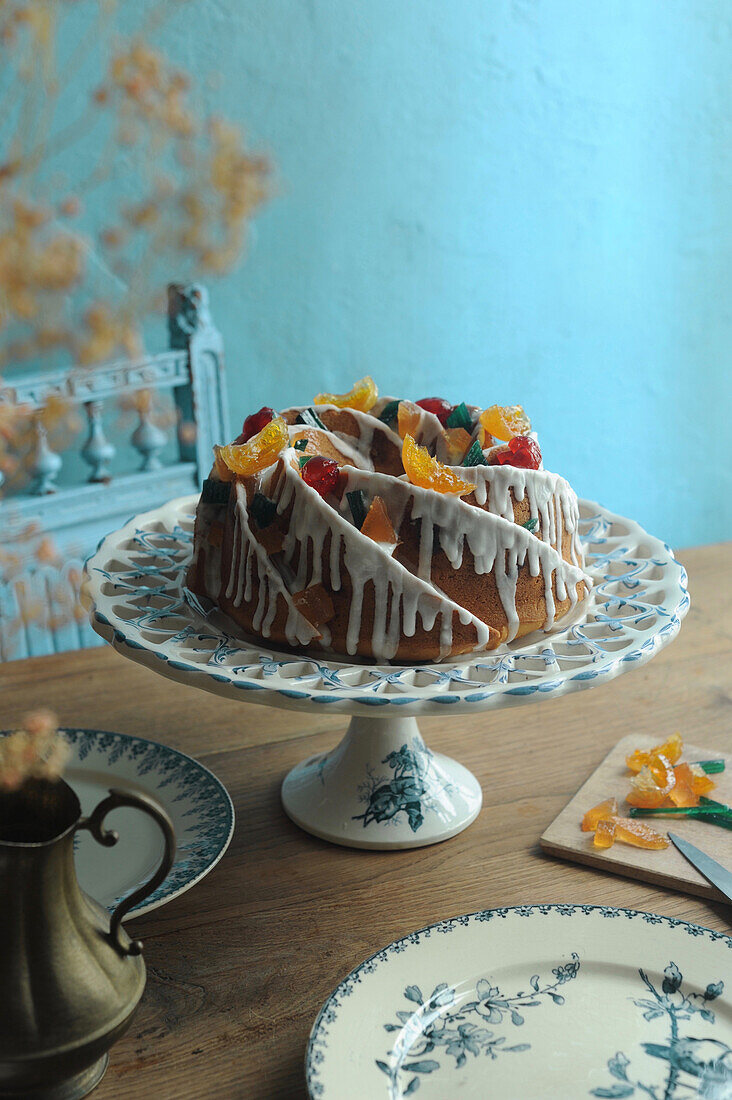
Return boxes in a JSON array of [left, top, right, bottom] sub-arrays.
[[1, 543, 730, 1100]]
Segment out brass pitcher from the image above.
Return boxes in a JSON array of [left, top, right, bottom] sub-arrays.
[[0, 777, 176, 1100]]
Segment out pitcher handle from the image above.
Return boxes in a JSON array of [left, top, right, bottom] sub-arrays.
[[78, 787, 176, 957]]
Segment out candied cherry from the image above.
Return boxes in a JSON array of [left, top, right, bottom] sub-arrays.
[[236, 406, 276, 444], [416, 397, 453, 425], [301, 455, 340, 497], [489, 435, 542, 470]]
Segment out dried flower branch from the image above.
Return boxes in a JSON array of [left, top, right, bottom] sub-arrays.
[[0, 709, 70, 791]]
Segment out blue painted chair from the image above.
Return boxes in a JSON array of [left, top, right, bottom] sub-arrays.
[[0, 284, 228, 661]]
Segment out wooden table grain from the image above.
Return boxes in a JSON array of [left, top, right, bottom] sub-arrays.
[[1, 543, 730, 1100]]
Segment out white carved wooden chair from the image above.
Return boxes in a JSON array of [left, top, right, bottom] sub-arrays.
[[0, 284, 228, 661]]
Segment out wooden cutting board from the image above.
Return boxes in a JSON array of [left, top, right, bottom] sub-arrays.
[[541, 734, 732, 902]]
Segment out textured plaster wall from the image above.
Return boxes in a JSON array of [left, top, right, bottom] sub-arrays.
[[138, 2, 732, 546]]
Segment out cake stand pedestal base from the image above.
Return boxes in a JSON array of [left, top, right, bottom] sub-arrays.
[[281, 715, 482, 850]]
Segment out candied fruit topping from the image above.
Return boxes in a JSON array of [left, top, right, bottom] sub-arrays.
[[613, 817, 669, 850], [360, 495, 398, 546], [626, 732, 684, 773], [236, 406, 275, 444], [292, 583, 335, 628], [215, 416, 289, 478], [314, 375, 378, 413], [488, 435, 541, 470], [442, 427, 472, 465], [416, 397, 453, 425], [300, 455, 340, 497], [593, 819, 616, 848], [581, 797, 618, 832], [397, 400, 424, 440], [402, 434, 473, 495], [479, 404, 531, 441], [626, 754, 676, 808]]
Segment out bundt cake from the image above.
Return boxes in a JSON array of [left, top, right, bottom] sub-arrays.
[[187, 377, 591, 662]]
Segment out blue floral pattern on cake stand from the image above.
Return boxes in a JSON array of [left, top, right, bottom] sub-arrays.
[[83, 496, 688, 850]]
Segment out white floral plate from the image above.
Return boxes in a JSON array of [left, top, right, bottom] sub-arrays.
[[6, 727, 235, 917], [306, 905, 732, 1099]]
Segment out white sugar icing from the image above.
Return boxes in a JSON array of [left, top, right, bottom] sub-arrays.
[[196, 400, 592, 660]]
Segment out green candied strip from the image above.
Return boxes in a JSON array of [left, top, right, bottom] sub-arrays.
[[628, 806, 729, 817], [296, 408, 326, 430], [462, 440, 488, 468], [346, 489, 368, 529], [693, 759, 726, 774], [446, 401, 472, 431], [378, 400, 400, 425], [699, 795, 732, 812]]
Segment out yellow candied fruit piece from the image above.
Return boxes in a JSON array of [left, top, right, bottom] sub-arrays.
[[397, 400, 423, 440], [361, 495, 399, 545], [479, 404, 531, 442], [402, 434, 473, 496], [214, 416, 289, 477], [442, 427, 472, 465], [314, 375, 378, 413], [581, 797, 618, 832], [625, 732, 683, 773]]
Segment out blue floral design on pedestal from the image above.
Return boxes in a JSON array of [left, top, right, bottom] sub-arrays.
[[590, 963, 730, 1100], [353, 737, 450, 833], [377, 954, 580, 1096]]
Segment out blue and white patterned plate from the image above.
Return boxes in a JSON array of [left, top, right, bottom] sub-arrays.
[[54, 728, 233, 916], [306, 905, 732, 1099], [83, 495, 689, 717]]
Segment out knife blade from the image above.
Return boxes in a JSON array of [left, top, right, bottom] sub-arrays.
[[668, 832, 732, 904]]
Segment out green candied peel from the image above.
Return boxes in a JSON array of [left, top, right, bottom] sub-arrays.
[[347, 489, 368, 529], [296, 408, 326, 430], [522, 517, 538, 532], [446, 401, 472, 431], [462, 440, 488, 468], [378, 400, 400, 425], [293, 438, 308, 451], [250, 491, 278, 529]]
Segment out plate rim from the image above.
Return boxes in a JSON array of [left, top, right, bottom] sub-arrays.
[[305, 902, 732, 1099], [0, 725, 236, 918], [83, 494, 691, 716]]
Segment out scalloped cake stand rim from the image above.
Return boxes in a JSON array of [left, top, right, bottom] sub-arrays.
[[83, 494, 690, 720]]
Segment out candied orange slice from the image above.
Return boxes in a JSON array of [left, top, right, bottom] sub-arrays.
[[593, 819, 616, 848], [626, 732, 683, 773], [613, 817, 669, 850], [215, 417, 289, 477], [402, 434, 473, 495], [626, 753, 675, 808], [314, 376, 377, 413], [442, 427, 472, 465], [361, 495, 398, 546], [397, 400, 423, 440], [669, 762, 715, 808], [479, 404, 531, 441], [581, 797, 618, 832]]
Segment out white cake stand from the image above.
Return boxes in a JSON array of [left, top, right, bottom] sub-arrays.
[[83, 496, 689, 850]]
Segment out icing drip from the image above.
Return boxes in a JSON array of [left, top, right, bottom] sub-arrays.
[[261, 452, 494, 659], [195, 398, 591, 659]]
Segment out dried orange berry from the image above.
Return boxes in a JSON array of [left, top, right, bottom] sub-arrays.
[[626, 732, 683, 773], [397, 400, 423, 440], [215, 416, 288, 477], [593, 819, 616, 848], [314, 376, 378, 413], [613, 817, 669, 850], [626, 754, 675, 808], [581, 797, 618, 832], [360, 495, 398, 546], [402, 434, 473, 496], [441, 427, 472, 465], [479, 405, 531, 441]]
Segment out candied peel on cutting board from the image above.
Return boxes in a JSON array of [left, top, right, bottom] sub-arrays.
[[540, 734, 732, 902]]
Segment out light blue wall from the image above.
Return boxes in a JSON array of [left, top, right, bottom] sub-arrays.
[[137, 2, 732, 546]]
